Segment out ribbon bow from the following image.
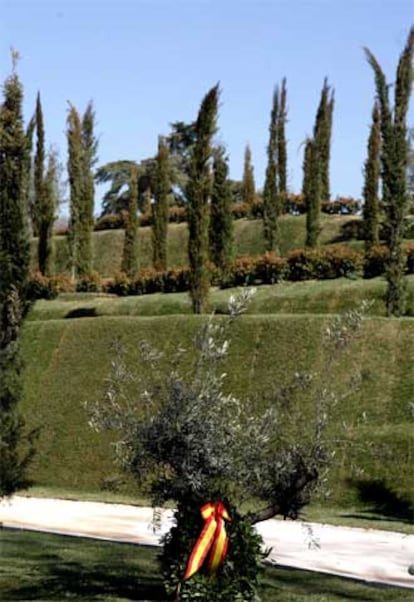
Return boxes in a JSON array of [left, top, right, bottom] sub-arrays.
[[183, 501, 231, 580]]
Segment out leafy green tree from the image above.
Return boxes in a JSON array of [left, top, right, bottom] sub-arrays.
[[209, 145, 234, 273], [263, 87, 280, 252], [0, 60, 36, 497], [121, 164, 138, 277], [362, 101, 381, 260], [152, 136, 170, 270], [241, 144, 256, 209], [304, 138, 322, 247], [365, 27, 414, 315], [187, 84, 219, 314], [87, 292, 366, 601], [277, 77, 288, 201]]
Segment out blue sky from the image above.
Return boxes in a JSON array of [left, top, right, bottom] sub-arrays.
[[1, 0, 413, 214]]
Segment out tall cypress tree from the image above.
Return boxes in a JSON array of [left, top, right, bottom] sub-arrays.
[[362, 101, 381, 259], [33, 92, 45, 240], [263, 87, 279, 252], [152, 136, 170, 271], [187, 84, 219, 314], [67, 101, 97, 279], [0, 61, 35, 496], [209, 145, 233, 273], [314, 78, 334, 202], [365, 27, 414, 315], [304, 139, 321, 248], [241, 144, 256, 209], [67, 104, 83, 281], [277, 77, 288, 202], [79, 101, 97, 276], [121, 164, 138, 277]]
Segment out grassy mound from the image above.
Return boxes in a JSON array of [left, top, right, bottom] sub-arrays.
[[20, 281, 414, 511], [33, 215, 361, 277]]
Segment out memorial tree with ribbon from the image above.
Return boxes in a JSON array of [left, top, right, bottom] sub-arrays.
[[87, 288, 367, 601]]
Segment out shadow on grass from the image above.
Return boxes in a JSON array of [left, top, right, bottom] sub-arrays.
[[65, 307, 98, 319], [1, 529, 166, 601], [349, 479, 413, 524], [262, 564, 412, 601]]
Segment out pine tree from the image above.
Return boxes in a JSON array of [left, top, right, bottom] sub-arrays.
[[278, 77, 288, 202], [0, 62, 35, 496], [152, 136, 170, 270], [304, 139, 321, 247], [362, 102, 381, 259], [187, 84, 219, 314], [121, 164, 138, 277], [209, 145, 234, 273], [241, 144, 256, 209], [365, 27, 414, 315], [263, 87, 279, 252]]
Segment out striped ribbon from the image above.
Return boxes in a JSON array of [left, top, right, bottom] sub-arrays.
[[183, 501, 231, 580]]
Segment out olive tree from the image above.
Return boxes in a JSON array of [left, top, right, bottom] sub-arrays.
[[87, 291, 366, 600]]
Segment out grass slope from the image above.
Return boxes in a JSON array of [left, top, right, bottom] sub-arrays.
[[20, 282, 414, 509], [1, 529, 412, 601], [33, 215, 360, 277]]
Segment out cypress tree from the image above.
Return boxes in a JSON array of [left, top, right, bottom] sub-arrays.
[[67, 104, 83, 281], [365, 27, 414, 315], [209, 145, 234, 273], [362, 102, 381, 260], [241, 144, 256, 209], [187, 84, 219, 314], [304, 139, 321, 247], [278, 77, 288, 202], [67, 101, 97, 279], [121, 164, 138, 277], [0, 61, 35, 496], [23, 115, 35, 234], [152, 136, 170, 271], [79, 101, 97, 276], [263, 87, 279, 252], [33, 92, 45, 244], [314, 78, 334, 202]]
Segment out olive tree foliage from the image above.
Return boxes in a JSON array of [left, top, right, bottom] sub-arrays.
[[87, 290, 366, 600]]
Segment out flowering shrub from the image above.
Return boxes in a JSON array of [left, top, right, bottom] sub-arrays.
[[363, 245, 389, 279], [255, 252, 288, 284], [76, 271, 102, 293], [287, 246, 362, 281]]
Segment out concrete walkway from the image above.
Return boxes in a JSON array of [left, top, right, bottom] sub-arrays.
[[1, 496, 414, 589]]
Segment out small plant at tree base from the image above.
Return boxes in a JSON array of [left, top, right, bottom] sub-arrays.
[[87, 290, 366, 601]]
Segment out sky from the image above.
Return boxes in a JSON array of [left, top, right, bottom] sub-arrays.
[[1, 0, 413, 215]]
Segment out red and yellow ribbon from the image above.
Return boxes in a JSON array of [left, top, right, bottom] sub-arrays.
[[183, 501, 231, 580]]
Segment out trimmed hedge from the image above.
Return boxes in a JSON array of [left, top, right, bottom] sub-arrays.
[[28, 243, 414, 300]]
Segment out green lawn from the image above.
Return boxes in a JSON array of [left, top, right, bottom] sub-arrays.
[[1, 528, 412, 601]]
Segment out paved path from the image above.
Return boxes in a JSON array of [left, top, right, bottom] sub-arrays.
[[1, 496, 414, 589]]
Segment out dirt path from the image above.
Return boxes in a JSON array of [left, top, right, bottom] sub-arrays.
[[1, 496, 413, 589]]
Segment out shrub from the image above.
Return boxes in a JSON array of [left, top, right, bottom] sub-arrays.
[[255, 252, 287, 284], [221, 256, 258, 288], [76, 271, 102, 293], [27, 272, 59, 300], [363, 245, 388, 279], [49, 273, 76, 293], [163, 267, 190, 293], [131, 269, 164, 295], [104, 272, 131, 296], [404, 243, 414, 274], [94, 214, 125, 231], [287, 246, 362, 281], [231, 202, 250, 220]]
